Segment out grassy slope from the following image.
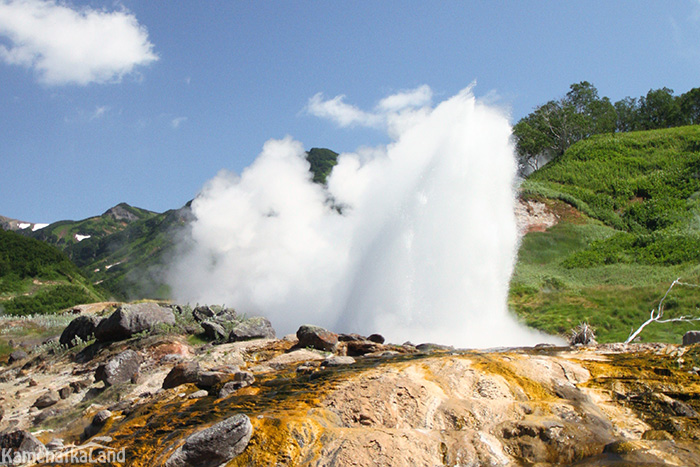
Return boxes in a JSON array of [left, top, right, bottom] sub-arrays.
[[511, 126, 700, 343], [0, 229, 105, 315]]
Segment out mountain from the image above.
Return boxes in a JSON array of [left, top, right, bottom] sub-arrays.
[[0, 229, 105, 315], [2, 148, 341, 302], [511, 125, 700, 343]]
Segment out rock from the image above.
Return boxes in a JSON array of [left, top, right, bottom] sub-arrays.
[[0, 430, 45, 457], [0, 405, 4, 423], [95, 350, 142, 387], [196, 371, 227, 390], [94, 303, 175, 342], [192, 305, 216, 323], [70, 378, 93, 393], [217, 372, 255, 398], [229, 317, 276, 341], [164, 414, 253, 467], [416, 343, 454, 352], [683, 330, 700, 346], [214, 307, 238, 322], [34, 390, 60, 408], [163, 361, 201, 389], [33, 407, 60, 424], [201, 320, 227, 341], [59, 315, 102, 347], [188, 390, 209, 399], [84, 410, 112, 439], [296, 325, 338, 352], [346, 341, 380, 356], [338, 333, 365, 342], [58, 385, 73, 399], [367, 334, 385, 344], [8, 349, 28, 363], [322, 355, 356, 367]]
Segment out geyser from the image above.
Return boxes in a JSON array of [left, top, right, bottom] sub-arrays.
[[169, 85, 551, 347]]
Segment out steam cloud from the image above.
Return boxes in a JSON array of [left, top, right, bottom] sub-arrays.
[[169, 86, 553, 347]]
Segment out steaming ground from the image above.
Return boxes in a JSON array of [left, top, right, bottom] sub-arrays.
[[169, 86, 555, 347]]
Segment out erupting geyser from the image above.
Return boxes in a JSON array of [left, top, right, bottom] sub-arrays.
[[169, 85, 552, 347]]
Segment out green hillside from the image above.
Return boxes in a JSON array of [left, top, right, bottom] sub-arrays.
[[0, 229, 105, 315], [511, 125, 700, 343]]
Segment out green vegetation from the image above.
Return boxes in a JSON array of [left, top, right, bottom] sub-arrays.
[[306, 147, 339, 184], [0, 229, 104, 315], [511, 126, 700, 343], [514, 82, 700, 173]]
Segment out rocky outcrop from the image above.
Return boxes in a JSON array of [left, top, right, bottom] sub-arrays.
[[162, 361, 201, 389], [59, 315, 102, 347], [229, 316, 275, 341], [94, 303, 175, 342], [296, 324, 338, 351], [95, 349, 141, 386], [164, 414, 253, 467], [200, 320, 227, 341], [33, 390, 59, 408]]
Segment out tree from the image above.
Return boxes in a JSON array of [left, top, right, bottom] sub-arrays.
[[513, 81, 614, 174], [638, 88, 683, 130], [614, 97, 640, 132], [679, 87, 700, 125]]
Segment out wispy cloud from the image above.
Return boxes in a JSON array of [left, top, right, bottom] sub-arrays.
[[171, 116, 187, 129], [90, 105, 109, 120], [0, 0, 158, 85], [306, 85, 433, 130]]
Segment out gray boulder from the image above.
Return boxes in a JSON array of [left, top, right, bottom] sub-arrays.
[[95, 303, 175, 342], [296, 325, 338, 352], [192, 305, 216, 323], [201, 320, 227, 341], [8, 349, 28, 363], [683, 330, 700, 346], [60, 315, 102, 347], [229, 317, 275, 342], [95, 350, 142, 386], [322, 355, 356, 367], [164, 414, 252, 467], [34, 390, 60, 408], [0, 430, 45, 458]]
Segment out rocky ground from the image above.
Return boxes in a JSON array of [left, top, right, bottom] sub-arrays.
[[1, 302, 700, 466]]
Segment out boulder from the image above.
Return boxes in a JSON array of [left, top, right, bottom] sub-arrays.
[[163, 361, 201, 389], [59, 315, 102, 347], [683, 331, 700, 346], [346, 341, 380, 356], [0, 430, 45, 457], [58, 385, 73, 399], [8, 349, 28, 363], [368, 334, 385, 344], [95, 350, 142, 387], [296, 325, 338, 352], [196, 371, 227, 390], [229, 317, 276, 342], [34, 390, 60, 408], [95, 303, 175, 342], [201, 320, 227, 341], [192, 305, 216, 323], [164, 414, 253, 467]]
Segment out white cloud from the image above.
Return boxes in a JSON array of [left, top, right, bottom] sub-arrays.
[[306, 85, 433, 131], [90, 105, 109, 120], [306, 93, 381, 128], [0, 0, 158, 85], [171, 116, 187, 128], [377, 85, 432, 112]]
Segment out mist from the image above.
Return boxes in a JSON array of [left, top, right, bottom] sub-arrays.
[[168, 86, 554, 347]]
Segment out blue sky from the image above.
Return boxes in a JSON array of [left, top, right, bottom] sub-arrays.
[[2, 0, 700, 223]]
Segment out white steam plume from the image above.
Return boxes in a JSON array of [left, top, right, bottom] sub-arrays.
[[169, 86, 555, 347]]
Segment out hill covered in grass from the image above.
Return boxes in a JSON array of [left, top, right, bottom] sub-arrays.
[[0, 229, 105, 315], [511, 125, 700, 343]]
